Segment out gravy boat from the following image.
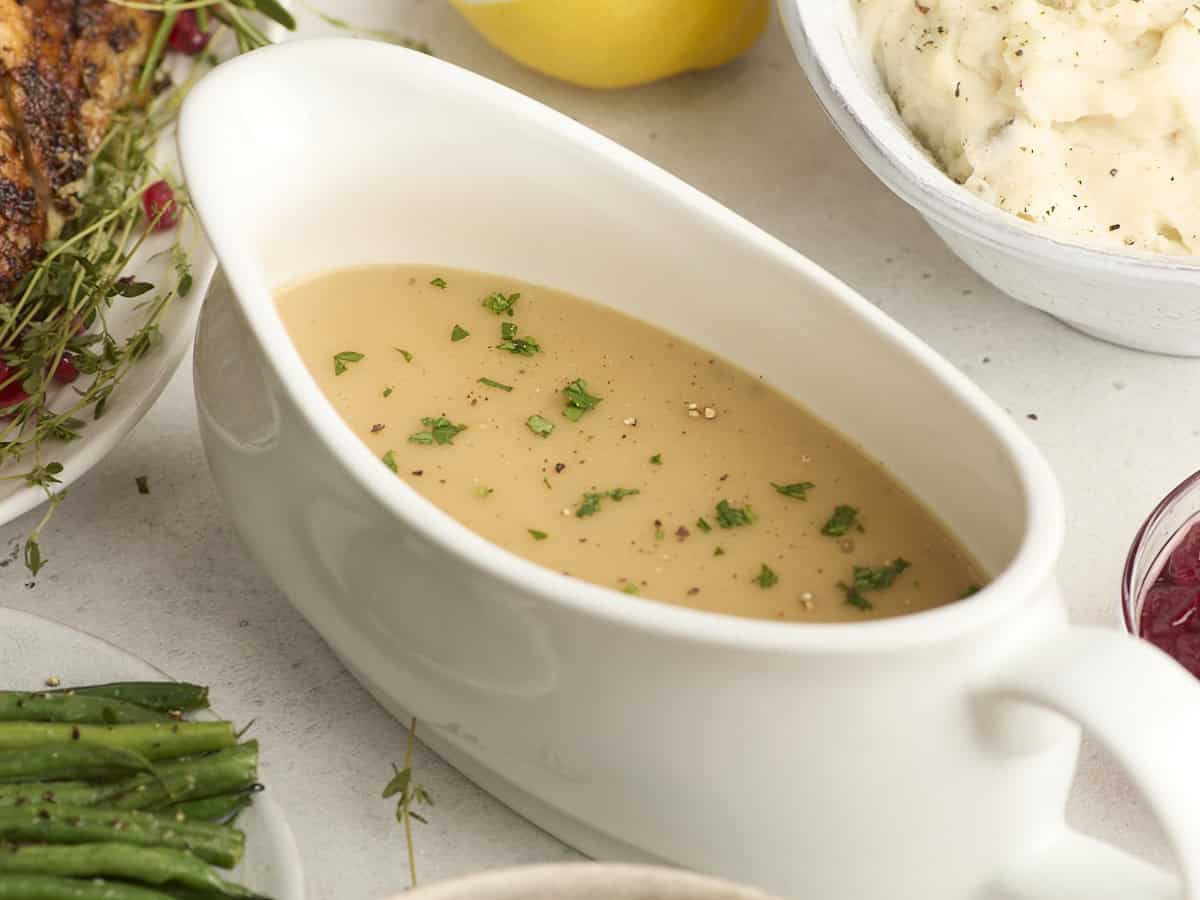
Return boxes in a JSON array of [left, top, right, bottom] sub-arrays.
[[180, 39, 1200, 900]]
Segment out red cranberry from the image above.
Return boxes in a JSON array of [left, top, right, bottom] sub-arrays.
[[53, 355, 78, 384], [1167, 523, 1200, 584], [142, 180, 179, 232], [1140, 584, 1200, 640], [168, 11, 213, 54], [0, 382, 28, 410]]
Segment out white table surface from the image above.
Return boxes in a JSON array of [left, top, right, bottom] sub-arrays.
[[0, 3, 1189, 897]]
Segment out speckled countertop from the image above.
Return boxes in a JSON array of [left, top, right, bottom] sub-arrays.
[[0, 3, 1188, 897]]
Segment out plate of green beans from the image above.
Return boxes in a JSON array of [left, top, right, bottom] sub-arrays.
[[0, 607, 303, 900]]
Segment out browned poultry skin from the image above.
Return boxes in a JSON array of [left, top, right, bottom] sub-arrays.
[[0, 0, 157, 292]]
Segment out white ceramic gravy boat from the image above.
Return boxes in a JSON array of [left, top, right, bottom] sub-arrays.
[[181, 39, 1200, 900]]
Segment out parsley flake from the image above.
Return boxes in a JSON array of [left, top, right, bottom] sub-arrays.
[[528, 529, 548, 540], [383, 387, 394, 398], [772, 481, 814, 500], [695, 517, 712, 532], [839, 558, 910, 611], [562, 379, 602, 421], [451, 324, 470, 342], [482, 292, 520, 315], [333, 350, 364, 376], [478, 377, 513, 392], [650, 454, 663, 465], [381, 450, 398, 473], [575, 487, 640, 517], [135, 475, 150, 495], [821, 505, 860, 537], [622, 583, 640, 595], [496, 323, 541, 356], [408, 417, 467, 446], [526, 415, 555, 437], [430, 277, 447, 289], [395, 349, 413, 363], [715, 500, 756, 529], [754, 563, 778, 588]]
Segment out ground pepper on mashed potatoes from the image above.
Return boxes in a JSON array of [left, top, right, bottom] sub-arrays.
[[857, 0, 1200, 256]]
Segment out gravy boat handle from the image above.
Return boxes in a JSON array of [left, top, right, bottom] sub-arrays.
[[981, 625, 1197, 900]]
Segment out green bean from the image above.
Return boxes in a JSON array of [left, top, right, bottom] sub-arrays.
[[0, 744, 155, 783], [0, 874, 176, 899], [163, 792, 255, 824], [44, 684, 209, 713], [0, 805, 245, 868], [0, 722, 235, 760], [0, 693, 171, 724], [0, 844, 263, 898], [0, 743, 258, 810]]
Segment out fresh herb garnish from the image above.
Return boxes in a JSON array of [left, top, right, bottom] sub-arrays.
[[622, 583, 640, 595], [562, 379, 602, 421], [695, 517, 712, 532], [713, 546, 726, 556], [481, 292, 520, 316], [575, 487, 640, 517], [333, 350, 364, 376], [526, 415, 555, 437], [650, 454, 663, 465], [839, 558, 911, 611], [381, 450, 398, 472], [477, 377, 513, 392], [528, 529, 548, 540], [450, 324, 470, 342], [135, 476, 150, 495], [754, 564, 778, 588], [383, 717, 434, 889], [772, 481, 814, 500], [430, 277, 447, 289], [715, 500, 756, 528], [396, 348, 413, 363], [822, 505, 861, 537], [382, 387, 394, 398], [496, 323, 541, 356], [475, 486, 493, 498], [961, 584, 982, 599], [408, 417, 466, 446]]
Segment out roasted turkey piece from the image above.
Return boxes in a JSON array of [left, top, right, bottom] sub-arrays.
[[0, 0, 159, 296]]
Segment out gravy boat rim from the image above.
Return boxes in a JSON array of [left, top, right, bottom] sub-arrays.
[[179, 38, 1064, 652]]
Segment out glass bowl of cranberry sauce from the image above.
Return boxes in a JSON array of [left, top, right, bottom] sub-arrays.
[[1123, 470, 1200, 677]]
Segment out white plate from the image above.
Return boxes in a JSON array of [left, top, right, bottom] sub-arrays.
[[0, 606, 305, 900]]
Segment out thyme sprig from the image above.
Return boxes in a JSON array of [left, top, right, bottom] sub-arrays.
[[105, 0, 296, 65], [383, 718, 434, 888]]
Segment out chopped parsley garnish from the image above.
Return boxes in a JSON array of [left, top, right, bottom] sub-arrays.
[[713, 546, 725, 556], [839, 558, 911, 611], [451, 324, 470, 342], [562, 378, 602, 421], [528, 529, 548, 540], [526, 415, 555, 437], [575, 487, 641, 517], [333, 350, 364, 376], [430, 277, 447, 289], [754, 564, 778, 588], [478, 377, 513, 392], [381, 450, 398, 473], [382, 387, 394, 398], [135, 476, 150, 495], [475, 486, 494, 498], [650, 454, 663, 465], [715, 500, 756, 529], [695, 517, 712, 532], [496, 322, 541, 356], [772, 481, 814, 500], [482, 292, 520, 315], [622, 583, 640, 595], [395, 348, 413, 363], [407, 417, 467, 446], [821, 505, 861, 537]]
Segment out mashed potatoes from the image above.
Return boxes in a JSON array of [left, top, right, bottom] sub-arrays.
[[857, 0, 1200, 255]]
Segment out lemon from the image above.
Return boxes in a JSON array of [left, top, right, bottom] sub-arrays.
[[450, 0, 769, 89]]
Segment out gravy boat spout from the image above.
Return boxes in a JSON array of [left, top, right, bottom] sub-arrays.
[[178, 38, 1200, 900]]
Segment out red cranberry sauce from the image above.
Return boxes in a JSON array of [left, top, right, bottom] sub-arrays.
[[1141, 520, 1200, 676]]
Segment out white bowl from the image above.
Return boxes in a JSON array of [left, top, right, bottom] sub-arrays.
[[387, 864, 777, 900], [777, 0, 1200, 357], [180, 39, 1200, 900]]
